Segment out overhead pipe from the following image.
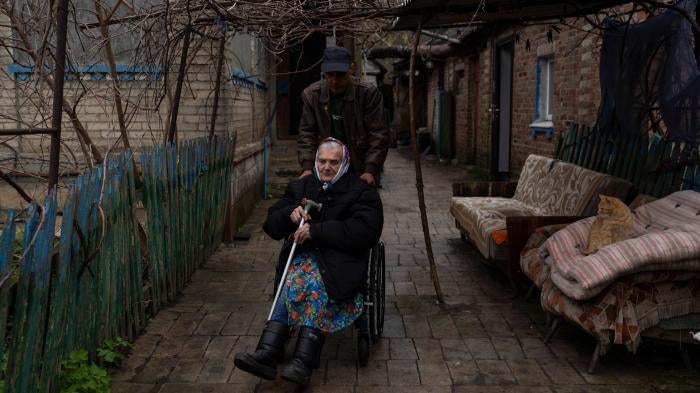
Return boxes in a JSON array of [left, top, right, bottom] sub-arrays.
[[368, 23, 493, 62], [420, 29, 462, 44], [366, 42, 469, 60], [366, 47, 411, 59]]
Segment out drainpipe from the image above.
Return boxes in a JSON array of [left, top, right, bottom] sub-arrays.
[[436, 88, 443, 160]]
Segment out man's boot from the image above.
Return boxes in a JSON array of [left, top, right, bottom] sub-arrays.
[[234, 320, 288, 380], [280, 326, 325, 385]]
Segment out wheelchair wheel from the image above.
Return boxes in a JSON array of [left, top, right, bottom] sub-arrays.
[[368, 241, 385, 343]]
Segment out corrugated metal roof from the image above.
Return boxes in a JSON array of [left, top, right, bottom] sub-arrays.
[[392, 0, 629, 29]]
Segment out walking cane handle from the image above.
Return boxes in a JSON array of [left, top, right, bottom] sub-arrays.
[[301, 198, 322, 213], [267, 197, 322, 321]]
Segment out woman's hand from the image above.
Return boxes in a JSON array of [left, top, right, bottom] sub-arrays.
[[294, 223, 312, 244], [290, 206, 312, 225]]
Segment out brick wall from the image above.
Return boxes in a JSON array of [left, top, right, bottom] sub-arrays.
[[445, 20, 602, 177], [508, 21, 601, 175], [0, 25, 274, 229], [455, 91, 469, 162], [475, 41, 493, 171], [426, 67, 440, 140], [451, 56, 480, 164]]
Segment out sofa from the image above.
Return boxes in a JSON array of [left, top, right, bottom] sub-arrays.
[[519, 190, 700, 372], [450, 154, 635, 270]]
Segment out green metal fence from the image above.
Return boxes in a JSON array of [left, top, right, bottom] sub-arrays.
[[556, 124, 700, 197], [0, 134, 236, 392]]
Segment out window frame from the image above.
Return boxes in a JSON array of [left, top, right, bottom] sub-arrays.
[[536, 55, 554, 122]]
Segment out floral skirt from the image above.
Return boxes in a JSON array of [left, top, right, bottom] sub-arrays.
[[283, 251, 363, 333]]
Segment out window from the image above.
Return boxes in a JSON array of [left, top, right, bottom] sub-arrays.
[[11, 0, 163, 80], [531, 55, 554, 139], [537, 56, 554, 121], [229, 33, 269, 92]]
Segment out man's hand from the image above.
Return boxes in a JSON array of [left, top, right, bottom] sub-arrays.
[[294, 223, 312, 244], [360, 172, 375, 186], [290, 206, 312, 225], [299, 170, 312, 179]]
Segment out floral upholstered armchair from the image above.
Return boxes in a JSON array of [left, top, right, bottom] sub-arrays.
[[450, 154, 635, 286]]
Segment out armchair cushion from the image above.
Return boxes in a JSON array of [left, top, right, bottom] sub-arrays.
[[513, 154, 620, 216], [450, 197, 539, 260], [452, 181, 518, 198], [450, 154, 635, 262]]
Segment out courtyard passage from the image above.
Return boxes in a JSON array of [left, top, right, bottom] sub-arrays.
[[112, 148, 700, 393]]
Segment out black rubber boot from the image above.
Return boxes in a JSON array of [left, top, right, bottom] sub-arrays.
[[233, 320, 288, 380], [280, 327, 325, 385]]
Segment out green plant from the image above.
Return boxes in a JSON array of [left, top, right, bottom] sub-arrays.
[[12, 237, 22, 256], [59, 350, 110, 393], [0, 351, 7, 392], [97, 337, 132, 368]]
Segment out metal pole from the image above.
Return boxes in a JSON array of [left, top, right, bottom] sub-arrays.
[[167, 26, 192, 143], [209, 33, 226, 138], [49, 0, 69, 188]]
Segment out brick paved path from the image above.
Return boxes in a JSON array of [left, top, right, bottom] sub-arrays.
[[113, 148, 699, 393]]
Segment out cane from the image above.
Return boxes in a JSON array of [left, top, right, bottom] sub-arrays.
[[267, 198, 322, 321]]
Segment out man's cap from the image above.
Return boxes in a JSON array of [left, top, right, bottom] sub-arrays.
[[321, 46, 351, 73]]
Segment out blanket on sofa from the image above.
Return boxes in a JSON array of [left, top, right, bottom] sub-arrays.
[[521, 224, 700, 355], [544, 190, 700, 300]]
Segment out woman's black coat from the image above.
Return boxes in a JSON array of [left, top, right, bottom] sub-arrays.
[[263, 172, 383, 302]]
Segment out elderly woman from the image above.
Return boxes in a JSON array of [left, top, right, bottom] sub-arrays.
[[234, 138, 383, 385]]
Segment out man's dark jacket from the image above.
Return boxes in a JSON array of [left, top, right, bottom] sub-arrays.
[[263, 173, 383, 302], [297, 80, 389, 176]]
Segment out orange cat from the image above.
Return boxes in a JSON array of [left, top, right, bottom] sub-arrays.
[[584, 195, 637, 255]]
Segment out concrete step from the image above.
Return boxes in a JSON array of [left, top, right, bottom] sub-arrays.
[[273, 167, 300, 176], [267, 173, 298, 198], [268, 140, 300, 198], [269, 182, 288, 198]]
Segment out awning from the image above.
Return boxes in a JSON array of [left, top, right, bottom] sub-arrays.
[[392, 0, 630, 30]]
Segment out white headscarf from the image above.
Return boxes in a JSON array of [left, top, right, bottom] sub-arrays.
[[313, 137, 350, 191]]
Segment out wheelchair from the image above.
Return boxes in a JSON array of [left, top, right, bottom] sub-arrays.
[[357, 240, 386, 367], [273, 239, 386, 367]]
